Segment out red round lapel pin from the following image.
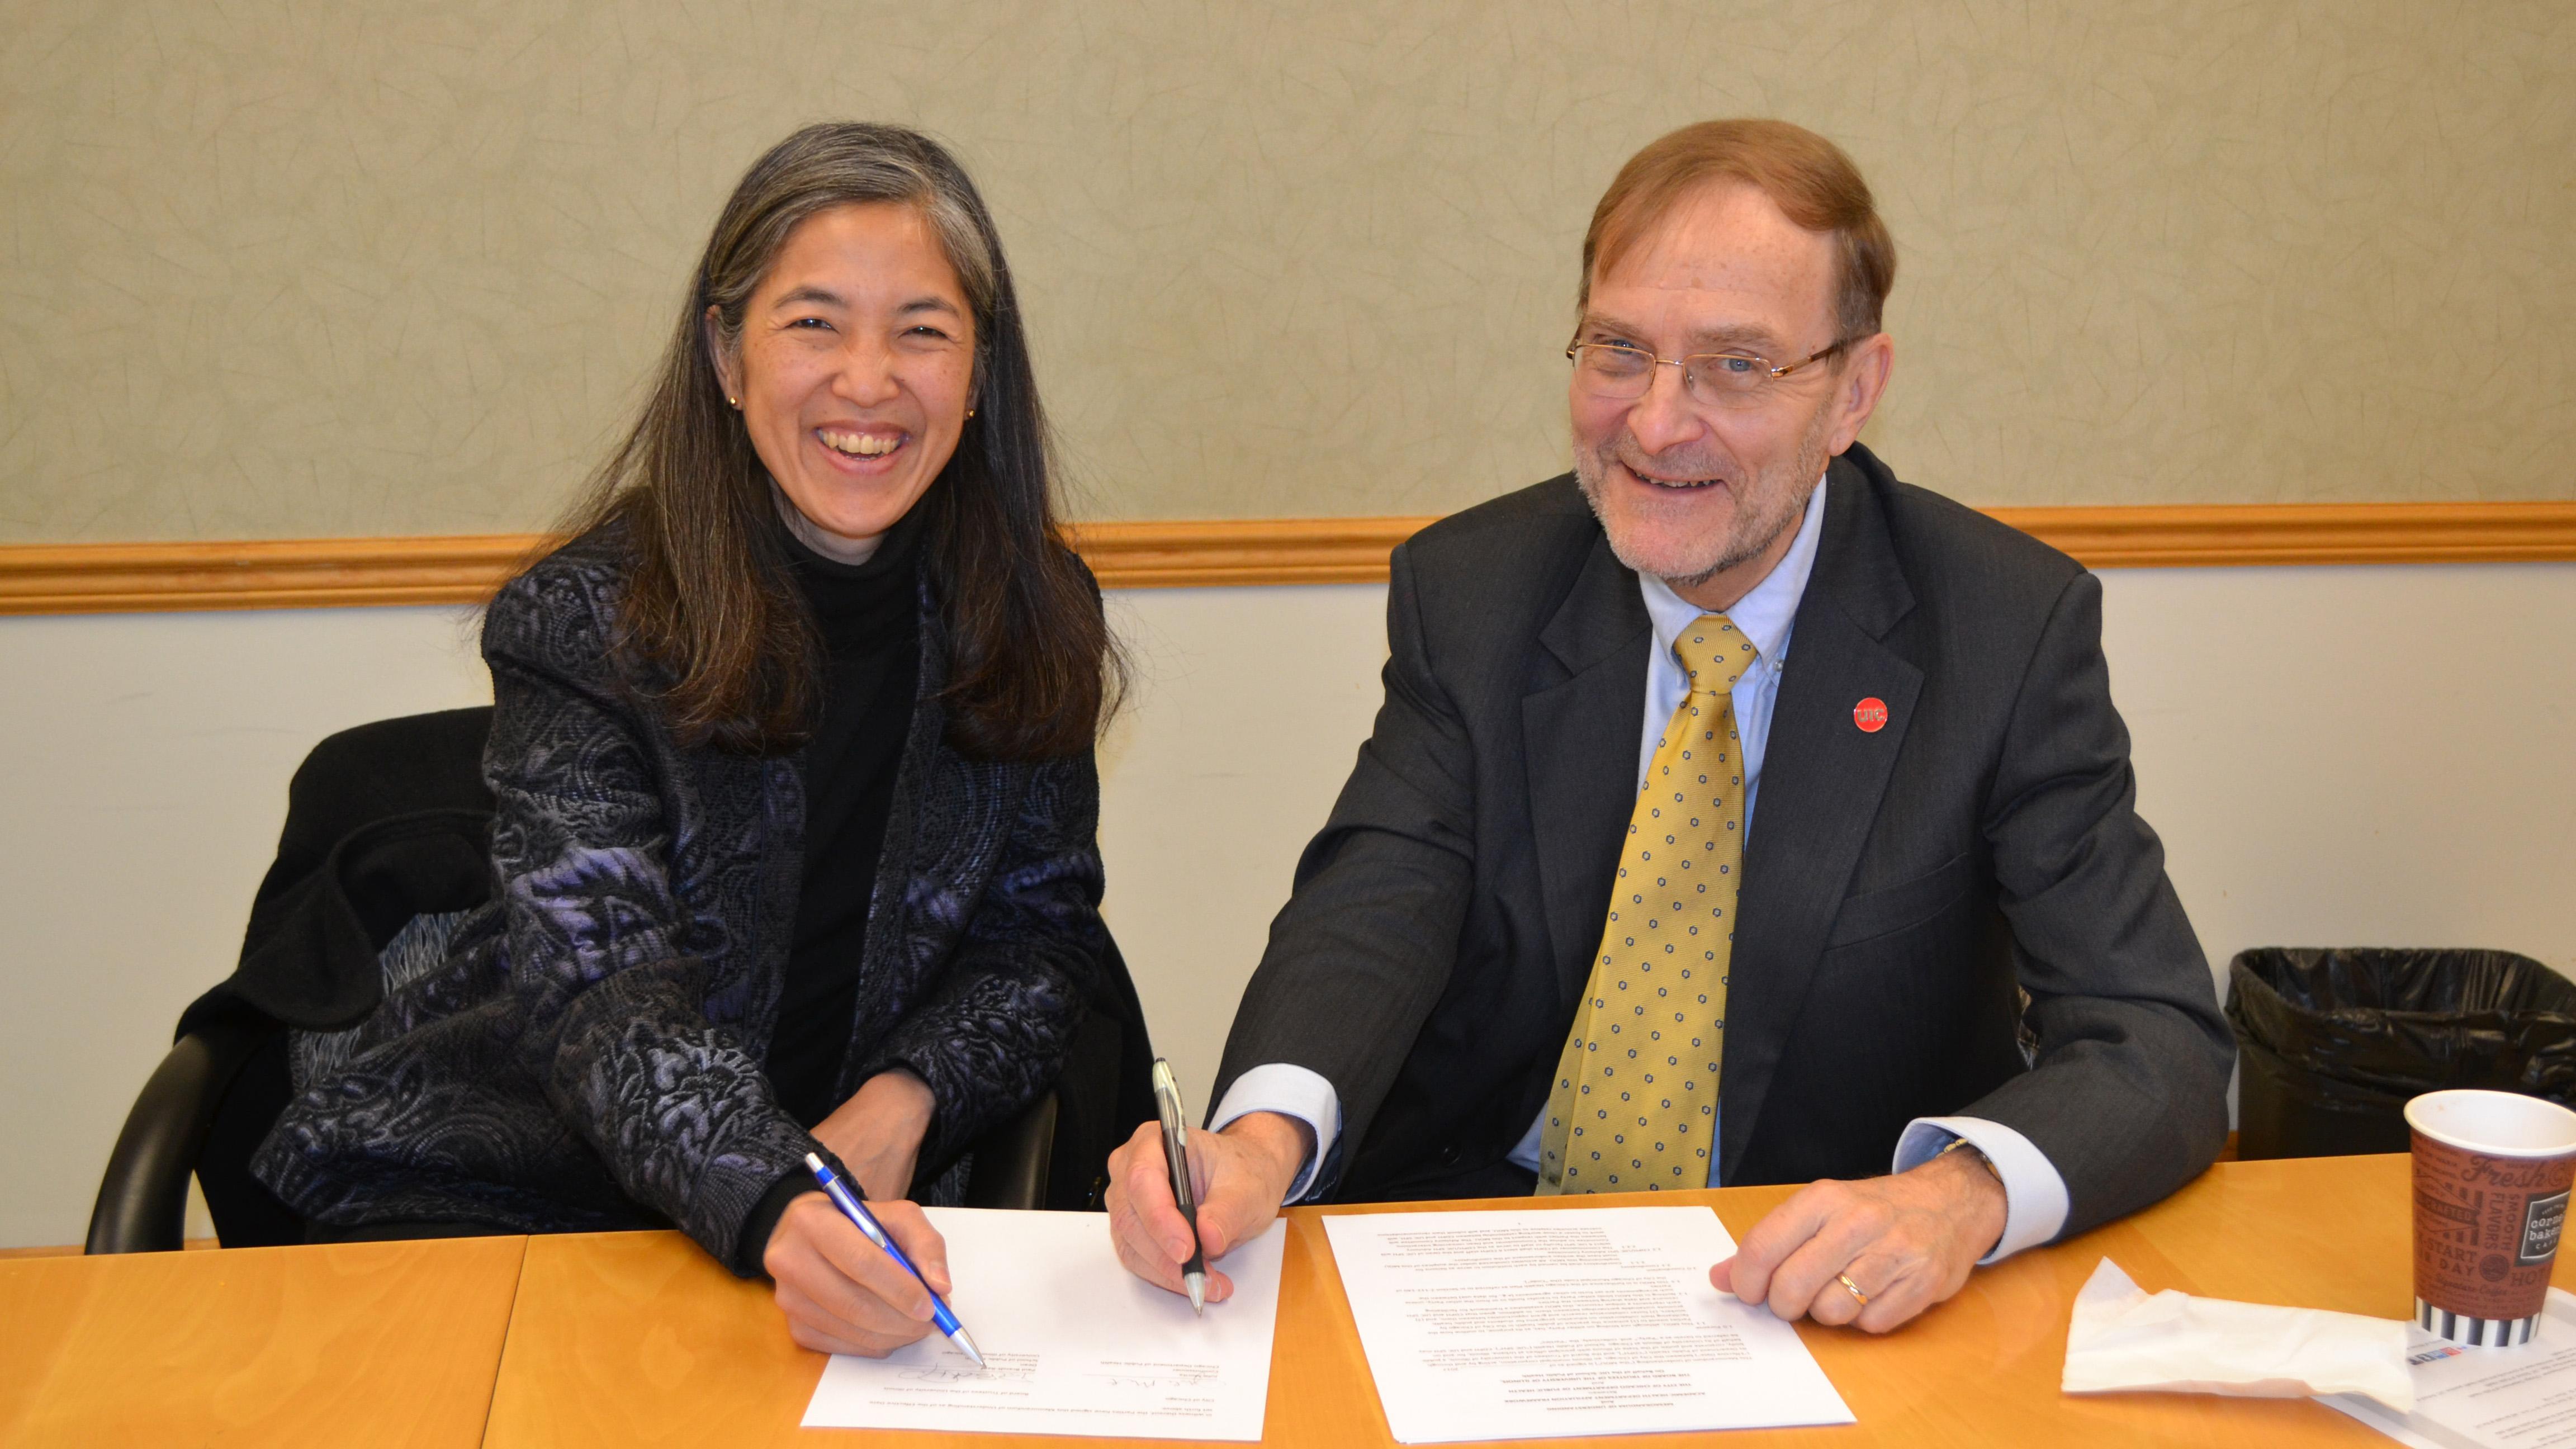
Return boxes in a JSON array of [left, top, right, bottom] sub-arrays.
[[1853, 697, 1889, 733]]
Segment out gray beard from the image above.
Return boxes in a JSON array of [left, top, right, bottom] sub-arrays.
[[1574, 401, 1835, 592]]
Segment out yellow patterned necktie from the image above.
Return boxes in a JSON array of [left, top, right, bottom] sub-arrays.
[[1537, 614, 1758, 1194]]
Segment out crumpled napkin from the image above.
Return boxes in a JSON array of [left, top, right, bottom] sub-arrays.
[[2061, 1257, 2413, 1413]]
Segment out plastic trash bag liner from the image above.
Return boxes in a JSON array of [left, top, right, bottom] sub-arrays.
[[2227, 948, 2576, 1159]]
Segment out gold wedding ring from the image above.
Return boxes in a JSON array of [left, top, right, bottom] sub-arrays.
[[1836, 1272, 1871, 1308]]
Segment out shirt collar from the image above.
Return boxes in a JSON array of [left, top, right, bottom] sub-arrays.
[[1638, 473, 1827, 669]]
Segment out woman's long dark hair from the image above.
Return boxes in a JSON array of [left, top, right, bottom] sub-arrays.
[[554, 122, 1119, 759]]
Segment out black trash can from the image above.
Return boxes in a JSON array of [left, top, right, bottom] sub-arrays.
[[2227, 948, 2576, 1159]]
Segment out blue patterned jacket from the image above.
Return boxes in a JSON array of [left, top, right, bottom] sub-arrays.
[[252, 524, 1104, 1265]]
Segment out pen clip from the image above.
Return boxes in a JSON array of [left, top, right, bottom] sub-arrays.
[[1150, 1060, 1199, 1218], [807, 1153, 893, 1251]]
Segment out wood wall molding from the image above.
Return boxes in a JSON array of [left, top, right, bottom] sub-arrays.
[[0, 536, 544, 615], [1982, 501, 2576, 569], [1063, 517, 1433, 589], [3, 501, 2572, 615]]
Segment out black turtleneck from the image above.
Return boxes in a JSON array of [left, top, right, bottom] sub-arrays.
[[765, 509, 925, 1132]]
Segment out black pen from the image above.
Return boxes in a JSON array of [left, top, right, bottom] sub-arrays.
[[1149, 1058, 1208, 1314]]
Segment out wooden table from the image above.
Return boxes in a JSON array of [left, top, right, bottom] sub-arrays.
[[480, 1153, 2464, 1447], [0, 1156, 2497, 1446], [0, 1234, 525, 1447]]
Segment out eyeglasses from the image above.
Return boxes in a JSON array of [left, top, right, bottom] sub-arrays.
[[1565, 337, 1854, 407]]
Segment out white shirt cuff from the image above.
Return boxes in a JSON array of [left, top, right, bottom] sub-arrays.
[[1894, 1116, 2070, 1264], [1208, 1063, 1341, 1204]]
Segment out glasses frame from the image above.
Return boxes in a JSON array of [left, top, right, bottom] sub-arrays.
[[1564, 336, 1856, 406]]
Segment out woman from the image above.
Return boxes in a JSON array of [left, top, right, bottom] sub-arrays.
[[253, 124, 1118, 1357]]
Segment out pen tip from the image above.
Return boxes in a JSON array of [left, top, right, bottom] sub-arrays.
[[953, 1329, 986, 1368], [1187, 1275, 1206, 1315]]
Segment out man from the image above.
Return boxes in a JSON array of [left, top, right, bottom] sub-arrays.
[[1109, 119, 2232, 1331]]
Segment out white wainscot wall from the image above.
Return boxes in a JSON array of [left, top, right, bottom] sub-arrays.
[[1, 565, 2570, 1246]]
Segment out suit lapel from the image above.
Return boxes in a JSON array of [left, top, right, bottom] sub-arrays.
[[1720, 455, 1922, 1180], [1522, 535, 1653, 1003]]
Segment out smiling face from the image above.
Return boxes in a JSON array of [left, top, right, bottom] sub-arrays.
[[1570, 181, 1891, 609], [710, 202, 977, 562]]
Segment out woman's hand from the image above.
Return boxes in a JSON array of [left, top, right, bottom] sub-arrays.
[[812, 1069, 937, 1201], [763, 1191, 952, 1356]]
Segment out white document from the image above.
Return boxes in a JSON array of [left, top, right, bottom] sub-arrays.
[[1323, 1206, 1854, 1442], [2323, 1288, 2576, 1449], [801, 1206, 1287, 1441]]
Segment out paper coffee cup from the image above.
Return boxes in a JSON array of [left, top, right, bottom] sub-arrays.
[[2408, 1089, 2576, 1346]]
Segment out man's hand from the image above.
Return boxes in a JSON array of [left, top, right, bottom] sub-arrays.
[[1710, 1145, 2007, 1333], [812, 1069, 936, 1202], [1105, 1110, 1312, 1304], [764, 1191, 951, 1356]]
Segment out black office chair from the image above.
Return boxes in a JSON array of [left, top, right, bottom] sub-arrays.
[[88, 707, 1154, 1252]]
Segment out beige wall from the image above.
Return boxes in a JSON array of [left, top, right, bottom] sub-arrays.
[[3, 564, 2573, 1246], [6, 1, 2571, 543]]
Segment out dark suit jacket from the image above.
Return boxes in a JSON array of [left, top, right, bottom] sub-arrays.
[[252, 521, 1107, 1266], [1216, 445, 2232, 1240]]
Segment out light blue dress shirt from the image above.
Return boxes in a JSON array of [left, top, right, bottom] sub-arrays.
[[1213, 478, 2072, 1263]]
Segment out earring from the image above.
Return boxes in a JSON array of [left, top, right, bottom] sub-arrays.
[[966, 409, 976, 419], [727, 396, 739, 408]]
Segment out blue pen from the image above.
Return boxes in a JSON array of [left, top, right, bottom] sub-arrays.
[[803, 1152, 986, 1367]]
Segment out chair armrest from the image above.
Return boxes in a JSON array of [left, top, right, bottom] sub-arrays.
[[962, 1093, 1059, 1211], [86, 1020, 266, 1254]]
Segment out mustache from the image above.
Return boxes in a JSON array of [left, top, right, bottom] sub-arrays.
[[1599, 435, 1736, 486]]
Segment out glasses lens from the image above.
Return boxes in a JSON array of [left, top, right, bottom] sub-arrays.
[[1574, 344, 1654, 397], [1687, 354, 1769, 401]]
